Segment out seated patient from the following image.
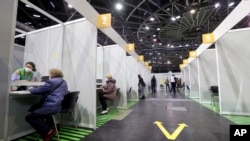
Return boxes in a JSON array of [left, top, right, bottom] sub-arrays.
[[11, 61, 37, 91], [25, 68, 68, 141], [98, 74, 117, 115]]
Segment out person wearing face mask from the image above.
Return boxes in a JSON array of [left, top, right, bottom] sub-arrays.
[[11, 61, 37, 91]]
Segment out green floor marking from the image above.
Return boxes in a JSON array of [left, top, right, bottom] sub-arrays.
[[191, 98, 250, 125]]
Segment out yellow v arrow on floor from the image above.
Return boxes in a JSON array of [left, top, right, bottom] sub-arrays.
[[154, 121, 188, 140]]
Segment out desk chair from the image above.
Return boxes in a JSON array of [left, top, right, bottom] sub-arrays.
[[127, 87, 132, 101], [107, 88, 120, 111], [60, 91, 80, 129], [210, 86, 219, 106]]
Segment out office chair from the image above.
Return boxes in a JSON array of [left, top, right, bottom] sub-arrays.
[[60, 91, 80, 129], [210, 86, 219, 106], [108, 88, 120, 111], [127, 87, 132, 101]]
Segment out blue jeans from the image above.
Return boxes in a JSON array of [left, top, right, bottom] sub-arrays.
[[25, 113, 54, 137]]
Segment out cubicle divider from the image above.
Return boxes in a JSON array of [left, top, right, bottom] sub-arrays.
[[24, 19, 97, 129], [198, 49, 218, 104], [12, 44, 25, 73], [189, 59, 199, 98], [126, 56, 139, 101], [184, 65, 190, 95], [216, 28, 250, 115], [103, 45, 127, 109]]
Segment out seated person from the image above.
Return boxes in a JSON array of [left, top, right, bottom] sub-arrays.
[[25, 68, 68, 141], [98, 74, 117, 115], [11, 61, 37, 91]]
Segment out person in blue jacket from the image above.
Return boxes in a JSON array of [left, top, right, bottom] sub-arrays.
[[25, 68, 68, 141]]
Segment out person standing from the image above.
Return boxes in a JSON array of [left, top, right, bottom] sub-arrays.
[[165, 77, 170, 92], [151, 75, 156, 93], [138, 74, 146, 99], [170, 74, 177, 94]]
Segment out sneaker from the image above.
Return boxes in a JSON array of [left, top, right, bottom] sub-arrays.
[[43, 129, 56, 141], [100, 110, 108, 115]]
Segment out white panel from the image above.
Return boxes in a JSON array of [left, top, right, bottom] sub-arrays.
[[217, 28, 250, 115], [62, 20, 97, 128], [198, 49, 217, 103], [184, 66, 190, 95], [103, 45, 127, 108], [189, 59, 199, 98], [25, 30, 49, 80], [126, 56, 139, 101], [47, 27, 63, 70], [12, 44, 24, 72], [96, 47, 104, 79]]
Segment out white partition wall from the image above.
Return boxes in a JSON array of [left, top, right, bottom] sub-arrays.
[[198, 49, 218, 103], [184, 65, 190, 95], [216, 28, 250, 115], [96, 47, 104, 80], [25, 25, 63, 80], [126, 56, 139, 101], [12, 44, 25, 73], [103, 45, 127, 109], [62, 20, 97, 128], [189, 59, 199, 98]]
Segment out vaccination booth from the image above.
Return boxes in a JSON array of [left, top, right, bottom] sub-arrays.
[[216, 28, 250, 115], [198, 49, 218, 104], [189, 59, 199, 98]]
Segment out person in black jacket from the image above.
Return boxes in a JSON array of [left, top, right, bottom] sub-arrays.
[[151, 75, 156, 93], [138, 74, 146, 99]]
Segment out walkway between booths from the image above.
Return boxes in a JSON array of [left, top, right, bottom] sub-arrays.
[[80, 90, 235, 141]]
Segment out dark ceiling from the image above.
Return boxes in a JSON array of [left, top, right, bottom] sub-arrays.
[[15, 0, 249, 73]]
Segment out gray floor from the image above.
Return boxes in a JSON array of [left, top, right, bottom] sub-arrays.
[[81, 89, 233, 141]]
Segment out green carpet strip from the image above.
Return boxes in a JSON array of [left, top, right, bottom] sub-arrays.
[[127, 101, 137, 108], [191, 98, 250, 125], [15, 126, 93, 141]]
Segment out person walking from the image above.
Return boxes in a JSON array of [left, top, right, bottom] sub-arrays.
[[151, 75, 156, 93], [138, 74, 146, 99], [170, 74, 177, 94]]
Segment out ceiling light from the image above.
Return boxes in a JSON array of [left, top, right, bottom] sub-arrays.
[[25, 4, 31, 8], [185, 44, 189, 47], [171, 17, 176, 21], [50, 1, 55, 8], [153, 39, 157, 42], [145, 26, 149, 30], [25, 22, 32, 25], [190, 9, 196, 14], [140, 39, 143, 41], [159, 43, 162, 45], [68, 4, 73, 8], [157, 28, 160, 31], [228, 2, 235, 7], [33, 14, 41, 18], [115, 3, 123, 10], [153, 35, 156, 37], [150, 17, 155, 21], [215, 3, 220, 8], [180, 56, 183, 58], [152, 45, 155, 47], [171, 45, 174, 48], [176, 15, 181, 19]]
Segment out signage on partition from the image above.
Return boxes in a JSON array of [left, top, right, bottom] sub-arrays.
[[97, 13, 111, 29], [154, 121, 188, 140], [202, 33, 214, 44], [189, 50, 197, 58], [126, 43, 135, 52], [137, 55, 144, 62]]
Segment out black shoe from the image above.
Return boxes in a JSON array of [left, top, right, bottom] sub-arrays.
[[141, 96, 145, 99]]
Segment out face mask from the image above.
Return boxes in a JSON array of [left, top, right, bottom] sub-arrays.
[[25, 67, 32, 72]]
